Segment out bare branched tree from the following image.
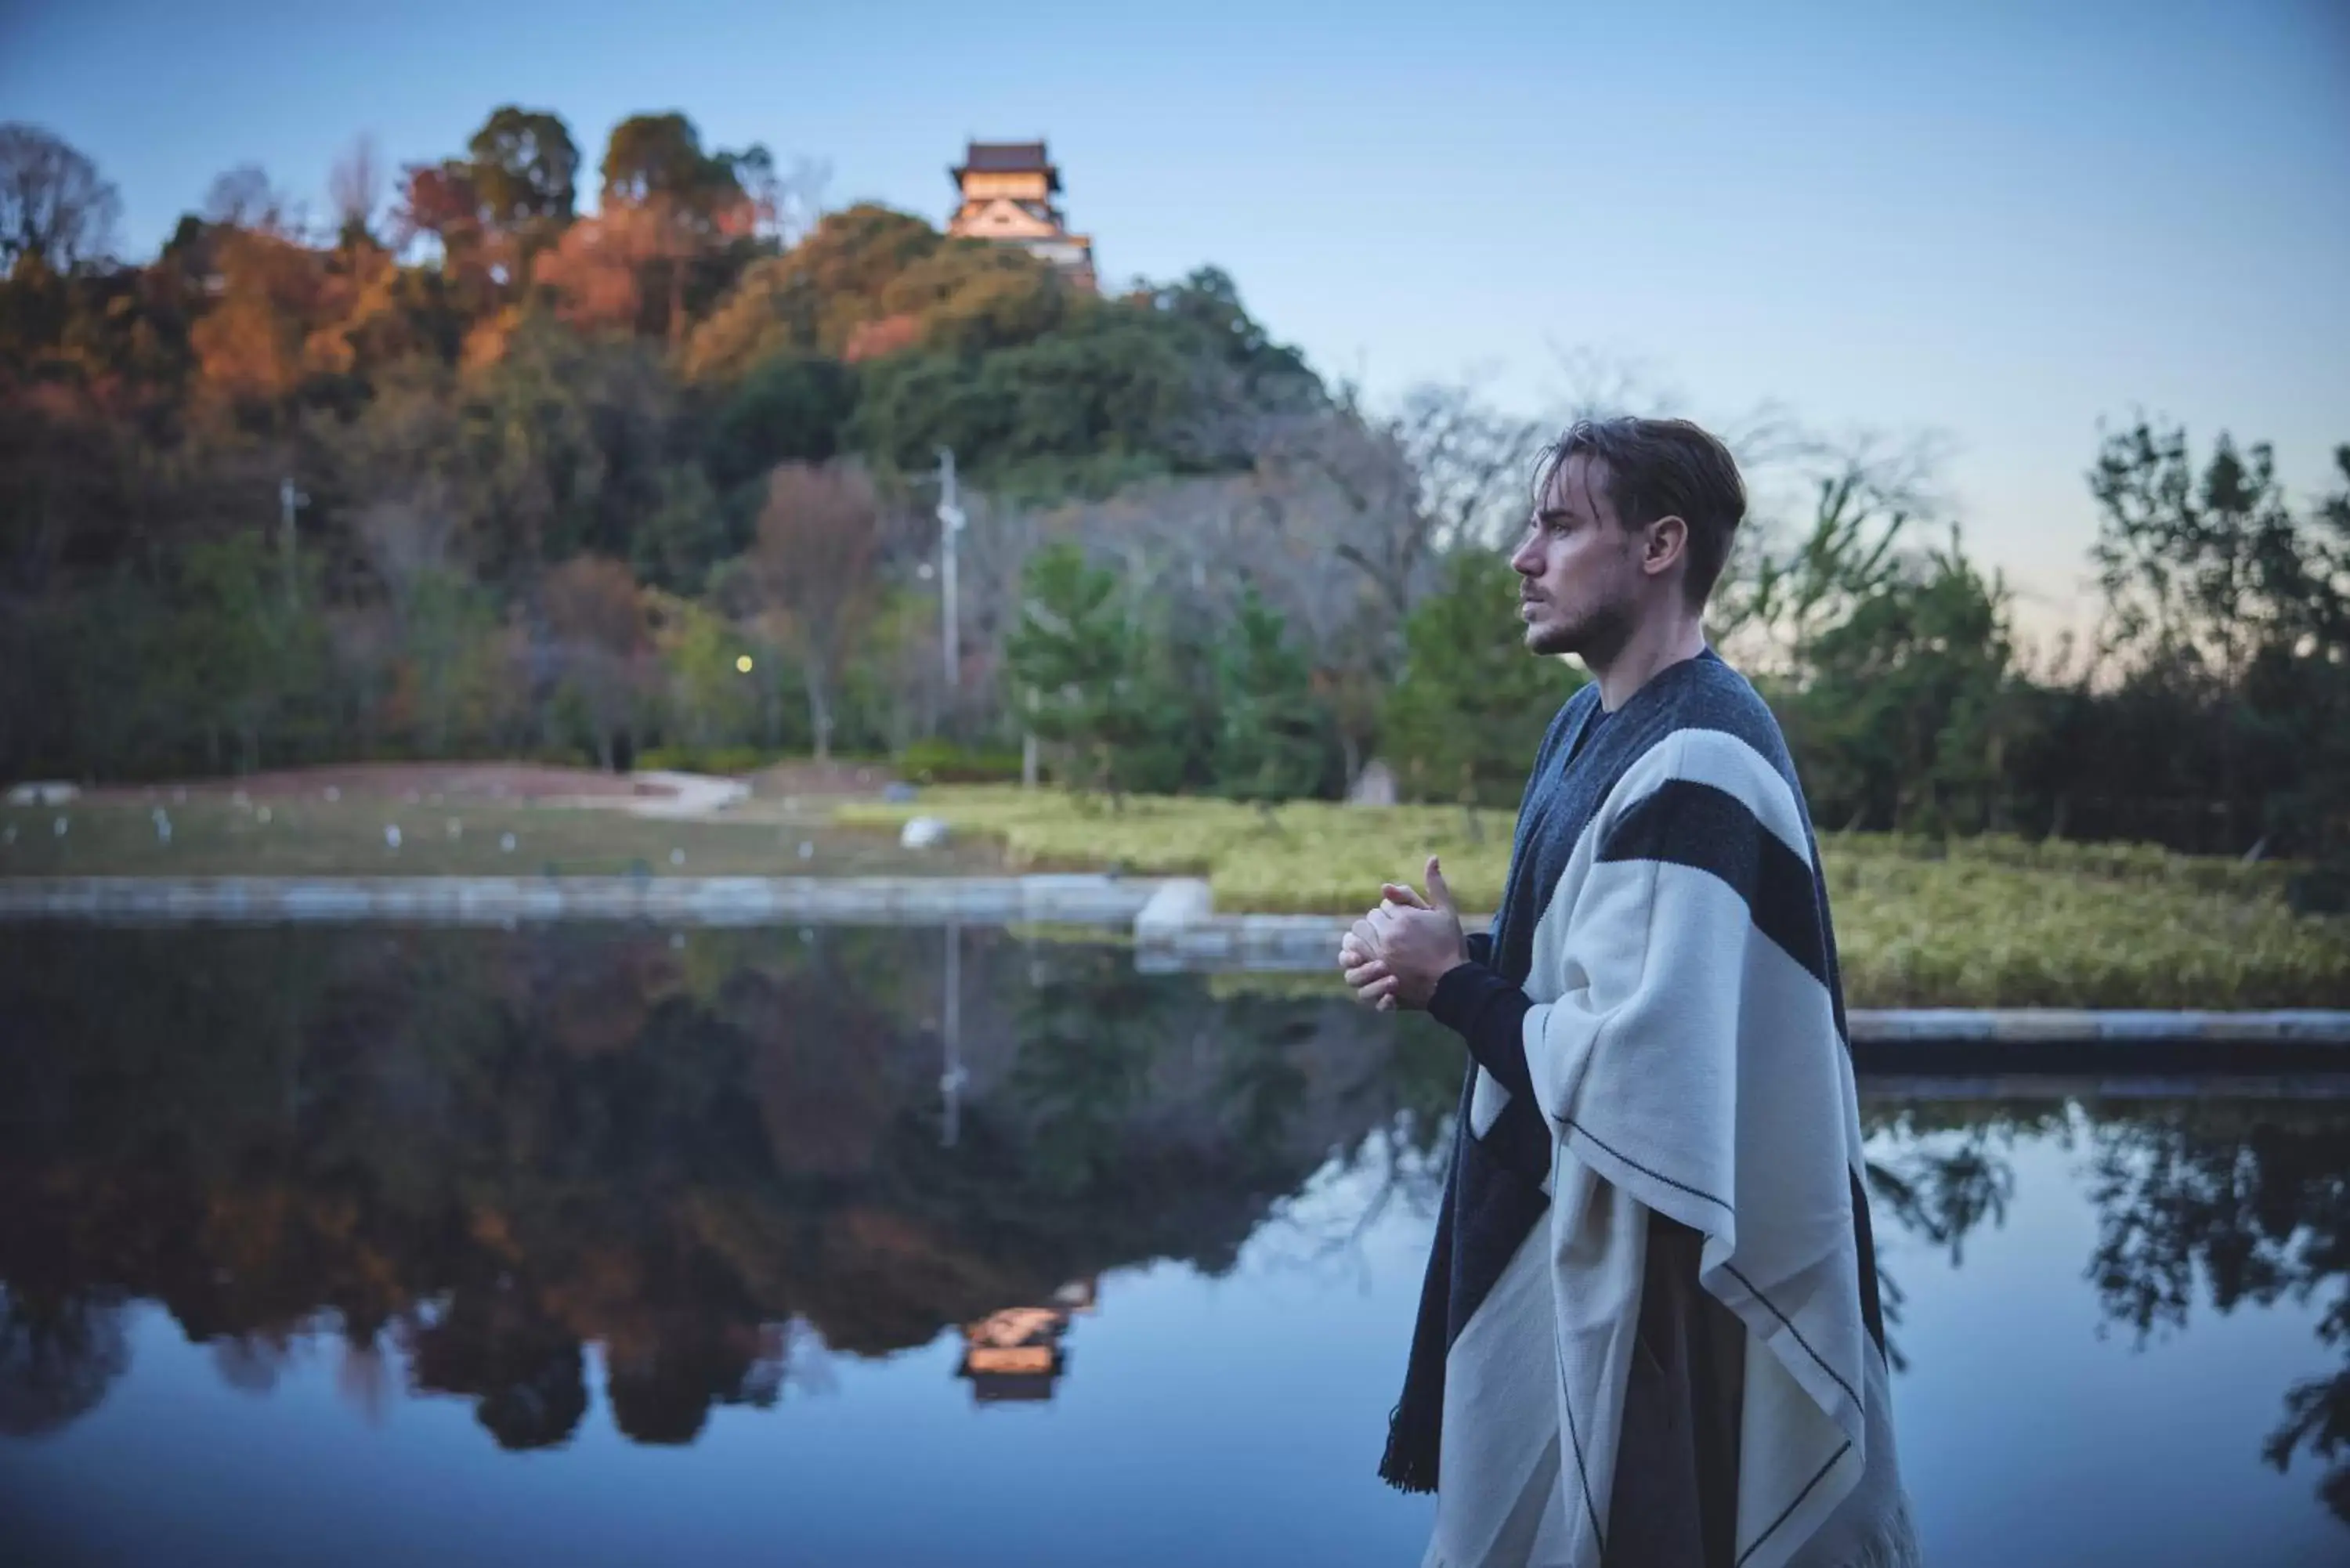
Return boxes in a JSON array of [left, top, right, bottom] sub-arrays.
[[750, 154, 832, 249], [1540, 342, 1953, 669], [1250, 403, 1428, 623], [540, 555, 650, 770], [204, 164, 298, 237], [753, 462, 884, 761], [328, 134, 386, 239], [1546, 341, 1822, 482], [1547, 342, 1685, 424], [1712, 429, 1956, 670], [1392, 381, 1550, 551], [0, 123, 121, 270]]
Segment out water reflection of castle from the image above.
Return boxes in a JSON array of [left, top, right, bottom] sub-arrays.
[[956, 1279, 1097, 1404]]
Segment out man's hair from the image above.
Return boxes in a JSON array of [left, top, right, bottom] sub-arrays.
[[1536, 417, 1746, 607]]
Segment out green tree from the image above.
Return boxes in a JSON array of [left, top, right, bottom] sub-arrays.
[[461, 316, 676, 576], [653, 591, 764, 751], [703, 353, 855, 493], [1381, 550, 1584, 806], [630, 463, 729, 594], [1784, 535, 2018, 833], [1003, 543, 1146, 797], [468, 107, 579, 233], [1719, 461, 1916, 665], [396, 567, 501, 757], [174, 531, 327, 773], [2090, 423, 2338, 851], [600, 114, 743, 216], [1115, 610, 1218, 794], [2092, 424, 2304, 685], [880, 242, 1068, 357], [1213, 588, 1335, 803]]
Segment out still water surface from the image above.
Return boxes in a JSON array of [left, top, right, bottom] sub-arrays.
[[0, 926, 2342, 1566]]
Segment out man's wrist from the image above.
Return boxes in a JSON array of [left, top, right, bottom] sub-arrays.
[[1425, 957, 1484, 1028]]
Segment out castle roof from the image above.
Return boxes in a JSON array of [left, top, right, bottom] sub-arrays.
[[953, 140, 1061, 192]]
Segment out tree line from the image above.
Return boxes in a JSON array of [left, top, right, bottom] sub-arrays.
[[1, 113, 2344, 862]]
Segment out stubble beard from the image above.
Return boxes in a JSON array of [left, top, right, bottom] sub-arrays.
[[1524, 595, 1633, 666]]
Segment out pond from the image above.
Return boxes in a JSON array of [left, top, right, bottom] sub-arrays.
[[0, 925, 2342, 1567]]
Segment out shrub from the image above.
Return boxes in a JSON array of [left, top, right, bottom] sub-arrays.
[[896, 739, 1026, 784], [636, 745, 787, 775]]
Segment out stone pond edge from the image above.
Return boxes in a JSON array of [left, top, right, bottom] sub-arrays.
[[2, 874, 2345, 1044]]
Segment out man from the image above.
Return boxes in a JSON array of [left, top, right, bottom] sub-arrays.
[[1340, 418, 1916, 1568]]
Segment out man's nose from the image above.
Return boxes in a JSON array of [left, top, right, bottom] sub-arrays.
[[1509, 531, 1542, 575]]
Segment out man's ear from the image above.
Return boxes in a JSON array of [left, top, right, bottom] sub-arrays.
[[1643, 514, 1690, 579]]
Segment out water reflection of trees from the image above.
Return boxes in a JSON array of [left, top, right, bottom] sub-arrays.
[[1864, 1096, 2350, 1525], [1860, 1104, 2053, 1372], [2084, 1102, 2350, 1523], [0, 1288, 128, 1437], [0, 926, 1449, 1450], [19, 923, 2337, 1513]]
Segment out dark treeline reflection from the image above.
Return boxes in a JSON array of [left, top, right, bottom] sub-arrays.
[[1863, 1097, 2350, 1526], [0, 925, 1459, 1447], [0, 928, 2344, 1529]]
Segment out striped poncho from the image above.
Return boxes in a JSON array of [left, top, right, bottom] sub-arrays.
[[1383, 649, 1917, 1568]]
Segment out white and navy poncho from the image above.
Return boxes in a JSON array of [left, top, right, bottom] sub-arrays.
[[1383, 649, 1917, 1568]]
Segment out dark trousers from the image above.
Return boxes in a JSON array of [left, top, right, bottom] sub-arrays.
[[1603, 1214, 1747, 1568]]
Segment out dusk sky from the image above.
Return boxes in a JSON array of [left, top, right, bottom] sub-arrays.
[[5, 0, 2345, 639]]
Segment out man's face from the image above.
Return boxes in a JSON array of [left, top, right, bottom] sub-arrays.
[[1509, 452, 1647, 659]]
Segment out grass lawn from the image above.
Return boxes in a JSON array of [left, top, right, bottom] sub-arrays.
[[0, 793, 1001, 880], [6, 779, 2345, 1009], [837, 786, 2350, 1010]]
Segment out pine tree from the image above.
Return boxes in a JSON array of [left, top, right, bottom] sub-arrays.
[[1213, 588, 1332, 804], [1004, 543, 1142, 797], [1380, 551, 1583, 806]]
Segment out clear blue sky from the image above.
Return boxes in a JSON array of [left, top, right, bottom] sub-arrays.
[[5, 0, 2345, 637]]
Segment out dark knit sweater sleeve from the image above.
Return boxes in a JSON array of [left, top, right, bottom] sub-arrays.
[[1428, 959, 1534, 1100], [1463, 931, 1494, 967]]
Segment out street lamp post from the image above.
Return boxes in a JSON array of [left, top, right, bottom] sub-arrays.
[[936, 447, 966, 691], [278, 476, 309, 609]]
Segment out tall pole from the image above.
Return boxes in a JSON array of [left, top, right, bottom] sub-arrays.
[[941, 919, 964, 1148], [936, 447, 965, 691], [277, 477, 307, 609]]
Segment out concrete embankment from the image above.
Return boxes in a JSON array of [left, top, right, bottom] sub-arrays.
[[4, 874, 2345, 1048]]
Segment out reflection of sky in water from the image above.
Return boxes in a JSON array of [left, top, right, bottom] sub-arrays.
[[1871, 1118, 2341, 1568], [5, 1183, 1443, 1567], [5, 1123, 2340, 1567], [0, 927, 2341, 1565]]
